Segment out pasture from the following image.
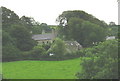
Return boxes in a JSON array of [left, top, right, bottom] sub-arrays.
[[2, 58, 81, 79]]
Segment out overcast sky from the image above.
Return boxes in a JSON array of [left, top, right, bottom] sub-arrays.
[[1, 0, 118, 25]]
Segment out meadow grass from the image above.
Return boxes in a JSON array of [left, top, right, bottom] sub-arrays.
[[0, 62, 2, 74], [2, 58, 82, 79]]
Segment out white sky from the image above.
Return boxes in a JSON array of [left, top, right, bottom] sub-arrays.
[[0, 0, 118, 25]]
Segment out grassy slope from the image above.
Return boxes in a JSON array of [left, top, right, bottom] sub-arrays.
[[2, 58, 81, 79], [0, 63, 2, 74]]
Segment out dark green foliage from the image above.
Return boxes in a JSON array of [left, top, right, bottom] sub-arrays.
[[47, 38, 67, 58], [107, 25, 118, 38], [21, 45, 48, 60], [20, 16, 39, 32], [76, 39, 118, 79], [109, 21, 116, 26], [10, 24, 31, 40], [40, 23, 52, 33], [2, 7, 37, 61], [56, 10, 107, 47], [10, 24, 37, 51], [32, 25, 42, 34], [57, 10, 107, 27], [2, 44, 22, 62], [2, 30, 16, 46], [30, 45, 47, 58], [80, 21, 106, 47], [31, 23, 52, 34], [59, 17, 106, 47], [1, 6, 20, 32]]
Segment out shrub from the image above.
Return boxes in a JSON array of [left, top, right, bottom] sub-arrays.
[[21, 51, 32, 60], [2, 44, 22, 62], [76, 39, 118, 79], [47, 38, 67, 59], [30, 45, 47, 59]]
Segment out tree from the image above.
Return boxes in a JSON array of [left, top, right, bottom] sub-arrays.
[[76, 39, 118, 79], [10, 24, 37, 51], [2, 7, 38, 61], [2, 30, 15, 46], [1, 6, 20, 32], [20, 16, 36, 31], [32, 25, 42, 34], [109, 21, 116, 26], [58, 17, 106, 47], [2, 43, 22, 62], [40, 23, 51, 33], [32, 23, 52, 34], [56, 10, 107, 27], [107, 25, 118, 38], [56, 10, 107, 47], [30, 45, 47, 58], [79, 21, 106, 47], [47, 38, 67, 58], [2, 30, 22, 62]]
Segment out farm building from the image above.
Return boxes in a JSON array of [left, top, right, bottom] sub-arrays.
[[32, 28, 82, 52], [32, 29, 57, 44], [65, 41, 82, 53], [106, 36, 115, 40], [32, 33, 55, 44]]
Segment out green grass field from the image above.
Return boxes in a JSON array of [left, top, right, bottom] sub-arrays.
[[2, 58, 82, 79]]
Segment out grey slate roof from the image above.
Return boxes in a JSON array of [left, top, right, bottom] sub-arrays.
[[32, 34, 54, 41]]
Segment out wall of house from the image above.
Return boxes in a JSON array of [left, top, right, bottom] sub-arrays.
[[37, 40, 53, 45]]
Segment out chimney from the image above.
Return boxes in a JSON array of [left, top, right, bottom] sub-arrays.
[[42, 29, 45, 34], [52, 29, 55, 38]]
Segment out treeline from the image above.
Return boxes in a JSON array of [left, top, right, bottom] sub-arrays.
[[1, 6, 118, 62], [2, 7, 52, 61], [56, 10, 118, 47], [2, 7, 37, 61], [1, 7, 81, 62], [1, 7, 56, 62]]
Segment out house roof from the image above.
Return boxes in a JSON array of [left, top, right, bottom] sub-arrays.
[[32, 33, 54, 41], [64, 41, 82, 52], [106, 36, 115, 40], [65, 41, 82, 47]]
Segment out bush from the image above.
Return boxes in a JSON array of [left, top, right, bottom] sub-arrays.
[[30, 45, 47, 59], [47, 38, 67, 59], [76, 39, 118, 79], [21, 51, 32, 60], [10, 24, 37, 51], [42, 43, 51, 51], [2, 44, 22, 62]]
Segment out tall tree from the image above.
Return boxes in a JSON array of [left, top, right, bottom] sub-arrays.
[[1, 6, 20, 32], [40, 23, 51, 33], [76, 39, 118, 79], [56, 10, 107, 47], [67, 18, 106, 47], [56, 10, 107, 27], [10, 24, 37, 51], [80, 21, 106, 47], [1, 7, 37, 51], [47, 38, 67, 58], [20, 16, 35, 31], [109, 21, 116, 26]]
